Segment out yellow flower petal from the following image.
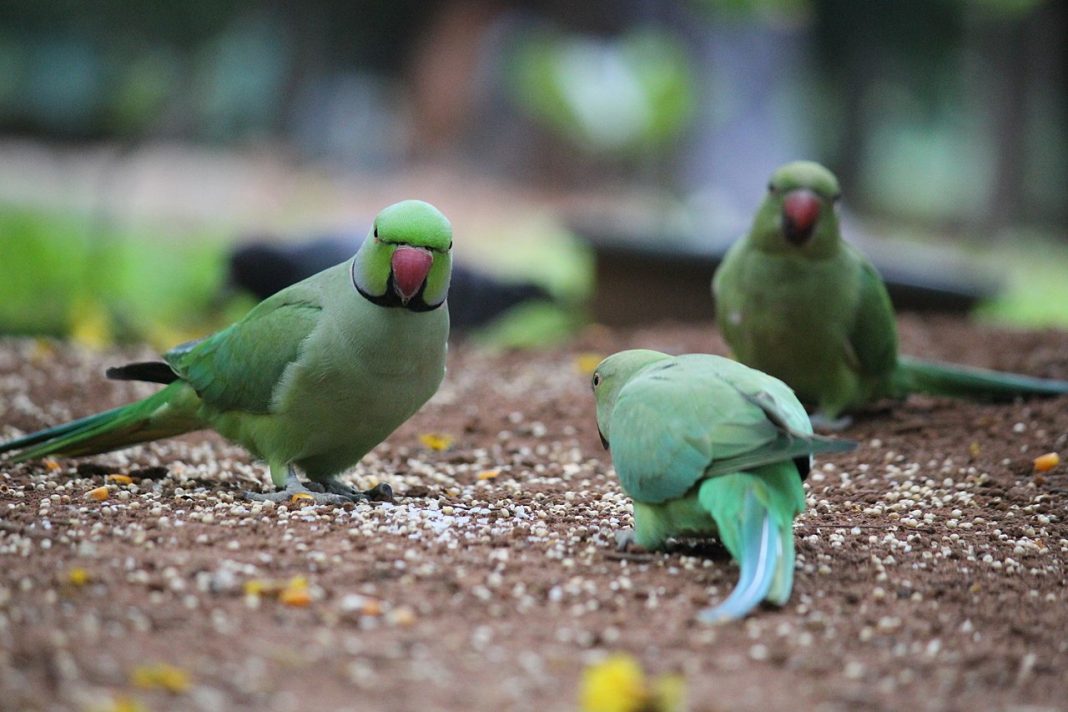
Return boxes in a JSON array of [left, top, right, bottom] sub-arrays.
[[290, 492, 315, 504], [652, 673, 686, 712], [575, 352, 603, 376], [477, 469, 500, 481], [130, 663, 190, 693], [279, 587, 311, 607], [107, 474, 133, 485], [1033, 452, 1060, 473], [419, 433, 454, 451], [243, 579, 270, 597], [580, 655, 648, 712], [580, 655, 684, 712], [67, 567, 90, 587], [86, 486, 109, 501], [87, 695, 148, 712]]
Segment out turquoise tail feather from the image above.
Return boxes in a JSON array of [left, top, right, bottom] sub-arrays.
[[698, 488, 780, 623], [0, 382, 202, 463], [697, 464, 803, 622], [895, 356, 1068, 400]]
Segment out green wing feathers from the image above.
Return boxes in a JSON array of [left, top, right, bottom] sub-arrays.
[[843, 252, 898, 381], [166, 293, 322, 414]]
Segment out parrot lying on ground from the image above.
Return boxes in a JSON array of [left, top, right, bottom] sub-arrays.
[[591, 349, 855, 622], [713, 160, 1068, 427], [0, 200, 453, 505]]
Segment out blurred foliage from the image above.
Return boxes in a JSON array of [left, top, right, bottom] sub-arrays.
[[471, 301, 586, 351], [974, 232, 1068, 327], [0, 207, 238, 348], [466, 219, 594, 349], [507, 27, 696, 156]]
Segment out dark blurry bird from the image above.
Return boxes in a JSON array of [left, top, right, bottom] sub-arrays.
[[228, 232, 552, 331]]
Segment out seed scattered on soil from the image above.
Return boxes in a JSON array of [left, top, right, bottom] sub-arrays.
[[1, 316, 1066, 711], [1033, 452, 1060, 472]]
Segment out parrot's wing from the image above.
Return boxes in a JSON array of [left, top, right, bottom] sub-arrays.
[[702, 366, 855, 479], [842, 249, 897, 378], [610, 360, 779, 504], [165, 288, 322, 414]]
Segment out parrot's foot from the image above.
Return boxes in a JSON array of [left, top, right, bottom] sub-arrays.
[[809, 412, 853, 432], [614, 528, 637, 551], [244, 468, 350, 505], [244, 483, 351, 506]]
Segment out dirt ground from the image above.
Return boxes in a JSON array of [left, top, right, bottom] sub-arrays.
[[1, 315, 1066, 712]]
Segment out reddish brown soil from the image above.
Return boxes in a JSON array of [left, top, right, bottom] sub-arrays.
[[1, 316, 1067, 712]]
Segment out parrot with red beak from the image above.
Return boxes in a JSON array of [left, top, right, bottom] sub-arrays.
[[0, 200, 453, 503], [713, 161, 1068, 427]]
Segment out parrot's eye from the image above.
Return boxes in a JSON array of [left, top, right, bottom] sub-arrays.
[[767, 182, 775, 193], [591, 373, 601, 390], [373, 226, 379, 239]]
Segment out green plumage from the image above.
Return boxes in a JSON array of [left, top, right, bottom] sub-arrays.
[[713, 161, 1068, 422], [592, 349, 854, 622], [1, 200, 453, 497]]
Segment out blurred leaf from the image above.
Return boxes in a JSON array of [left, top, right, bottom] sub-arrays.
[[0, 206, 231, 342], [508, 27, 696, 156], [974, 231, 1068, 327], [472, 301, 585, 350]]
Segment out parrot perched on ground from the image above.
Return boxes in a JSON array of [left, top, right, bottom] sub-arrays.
[[0, 200, 453, 504], [591, 349, 855, 622], [713, 160, 1068, 427]]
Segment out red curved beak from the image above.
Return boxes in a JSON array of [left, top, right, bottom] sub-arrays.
[[391, 246, 433, 304], [782, 189, 822, 245]]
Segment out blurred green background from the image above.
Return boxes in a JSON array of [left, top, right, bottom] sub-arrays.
[[0, 0, 1065, 348]]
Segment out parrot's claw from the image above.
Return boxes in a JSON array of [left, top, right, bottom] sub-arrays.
[[808, 412, 853, 432], [614, 528, 637, 551], [361, 482, 395, 502], [320, 479, 394, 503]]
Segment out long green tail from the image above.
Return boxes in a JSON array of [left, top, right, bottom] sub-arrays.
[[894, 355, 1068, 401], [0, 382, 203, 463], [696, 462, 805, 622]]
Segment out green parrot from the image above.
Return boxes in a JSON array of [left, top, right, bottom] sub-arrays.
[[591, 349, 855, 622], [0, 200, 453, 504], [713, 160, 1068, 426]]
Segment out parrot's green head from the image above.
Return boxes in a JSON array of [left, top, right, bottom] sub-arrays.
[[591, 349, 672, 449], [749, 161, 842, 258], [351, 200, 453, 310]]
